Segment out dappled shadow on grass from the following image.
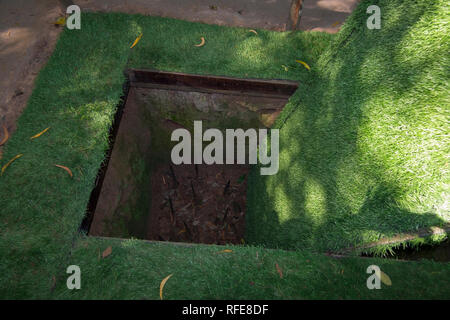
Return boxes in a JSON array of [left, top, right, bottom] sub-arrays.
[[127, 14, 334, 82], [245, 0, 448, 252]]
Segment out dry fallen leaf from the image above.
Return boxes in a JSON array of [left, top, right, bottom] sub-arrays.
[[102, 246, 112, 258], [249, 29, 258, 35], [217, 249, 233, 254], [160, 274, 173, 300], [295, 60, 311, 71], [380, 271, 392, 286], [331, 21, 341, 27], [54, 17, 66, 26], [1, 154, 23, 176], [130, 33, 143, 49], [195, 37, 205, 47], [275, 263, 283, 279], [55, 164, 73, 178], [0, 126, 9, 146], [30, 127, 50, 140]]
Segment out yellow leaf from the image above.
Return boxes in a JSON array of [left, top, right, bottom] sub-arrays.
[[0, 125, 9, 146], [30, 127, 50, 140], [54, 17, 66, 26], [177, 228, 186, 235], [102, 246, 112, 258], [295, 60, 311, 71], [217, 249, 233, 254], [249, 29, 258, 35], [380, 271, 392, 286], [1, 154, 23, 176], [195, 37, 205, 47], [55, 164, 73, 178], [130, 33, 143, 49], [331, 21, 341, 27], [160, 274, 173, 300]]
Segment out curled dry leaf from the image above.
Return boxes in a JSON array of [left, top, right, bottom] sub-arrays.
[[54, 17, 66, 26], [217, 249, 233, 254], [295, 60, 311, 71], [1, 154, 23, 176], [0, 126, 9, 146], [55, 164, 73, 178], [102, 246, 112, 258], [275, 263, 283, 279], [160, 274, 173, 300], [30, 127, 50, 140], [130, 33, 143, 49], [249, 29, 258, 35], [195, 37, 205, 47]]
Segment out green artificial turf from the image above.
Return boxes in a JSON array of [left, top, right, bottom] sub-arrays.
[[246, 0, 450, 252], [53, 236, 449, 300], [0, 1, 449, 299]]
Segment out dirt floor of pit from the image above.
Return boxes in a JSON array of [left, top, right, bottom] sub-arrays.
[[148, 163, 249, 244], [89, 86, 289, 243]]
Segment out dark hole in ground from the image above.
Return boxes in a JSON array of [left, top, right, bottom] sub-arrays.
[[83, 70, 296, 245], [361, 239, 450, 262]]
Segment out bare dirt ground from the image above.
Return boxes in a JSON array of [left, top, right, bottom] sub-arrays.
[[0, 0, 65, 158], [148, 163, 249, 245], [299, 0, 360, 32], [0, 0, 359, 158]]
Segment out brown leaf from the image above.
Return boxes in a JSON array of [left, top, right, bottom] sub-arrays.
[[0, 125, 9, 146], [160, 274, 173, 300], [275, 263, 283, 279], [195, 37, 205, 47], [30, 127, 50, 139], [102, 246, 112, 258], [55, 164, 73, 177], [216, 249, 233, 254], [1, 154, 23, 176], [130, 33, 143, 49]]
